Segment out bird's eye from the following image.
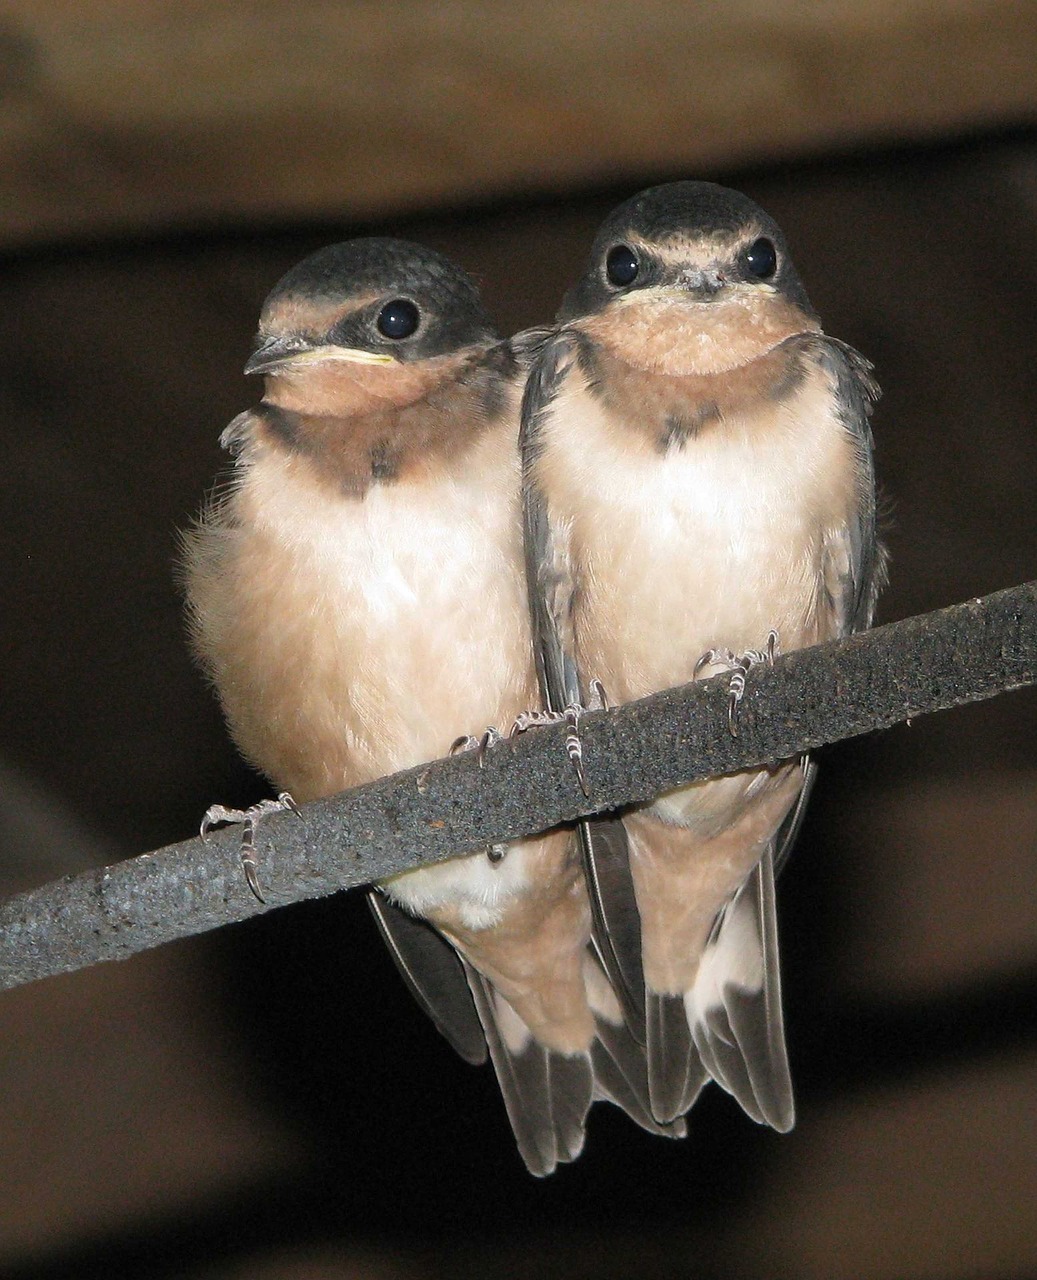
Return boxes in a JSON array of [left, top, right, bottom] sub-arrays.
[[376, 298, 420, 339], [606, 244, 639, 287], [744, 237, 778, 280]]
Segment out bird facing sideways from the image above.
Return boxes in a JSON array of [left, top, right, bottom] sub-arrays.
[[521, 182, 884, 1129], [182, 237, 679, 1175]]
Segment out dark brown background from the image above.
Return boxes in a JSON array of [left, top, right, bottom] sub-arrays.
[[1, 4, 1036, 1277]]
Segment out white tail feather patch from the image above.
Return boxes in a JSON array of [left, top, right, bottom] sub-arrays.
[[685, 894, 763, 1031], [493, 990, 533, 1056], [582, 952, 624, 1026]]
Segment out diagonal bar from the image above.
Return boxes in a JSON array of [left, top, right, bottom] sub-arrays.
[[1, 581, 1035, 993]]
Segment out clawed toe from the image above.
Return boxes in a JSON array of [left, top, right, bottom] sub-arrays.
[[450, 727, 501, 768], [695, 631, 779, 737], [510, 682, 611, 799], [510, 706, 582, 773], [587, 678, 610, 712], [199, 791, 302, 903]]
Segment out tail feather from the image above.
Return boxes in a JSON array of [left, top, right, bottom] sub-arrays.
[[592, 1014, 688, 1139], [372, 887, 693, 1169], [691, 998, 765, 1125], [646, 991, 709, 1123], [462, 960, 593, 1176], [682, 848, 794, 1131]]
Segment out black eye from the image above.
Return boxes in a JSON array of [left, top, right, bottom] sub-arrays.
[[606, 244, 639, 287], [376, 298, 420, 339], [744, 237, 778, 280]]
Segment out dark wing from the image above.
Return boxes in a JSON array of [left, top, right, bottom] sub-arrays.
[[773, 755, 818, 878], [461, 960, 593, 1177], [676, 337, 882, 1129], [814, 336, 886, 634], [520, 331, 647, 1037], [520, 330, 583, 713], [578, 819, 646, 1037], [685, 337, 880, 1127], [366, 891, 486, 1066]]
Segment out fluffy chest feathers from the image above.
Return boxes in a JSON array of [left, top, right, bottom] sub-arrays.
[[188, 425, 534, 800], [537, 336, 863, 702]]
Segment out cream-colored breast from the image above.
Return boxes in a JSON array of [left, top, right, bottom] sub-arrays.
[[186, 419, 544, 929], [189, 422, 534, 798], [538, 350, 860, 705]]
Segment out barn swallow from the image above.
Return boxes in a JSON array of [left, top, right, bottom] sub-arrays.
[[181, 237, 679, 1174], [521, 182, 884, 1127]]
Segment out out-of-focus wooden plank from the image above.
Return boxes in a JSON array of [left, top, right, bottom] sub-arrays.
[[0, 0, 1036, 247]]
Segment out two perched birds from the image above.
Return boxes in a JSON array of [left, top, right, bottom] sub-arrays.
[[183, 181, 883, 1176]]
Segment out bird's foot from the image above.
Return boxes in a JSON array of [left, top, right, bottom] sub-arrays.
[[449, 729, 507, 863], [694, 631, 779, 736], [200, 791, 302, 903], [509, 680, 609, 798]]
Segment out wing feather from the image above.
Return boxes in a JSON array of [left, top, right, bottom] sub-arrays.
[[813, 336, 886, 634], [521, 333, 647, 1042], [461, 960, 593, 1176], [683, 847, 794, 1132], [367, 891, 486, 1066]]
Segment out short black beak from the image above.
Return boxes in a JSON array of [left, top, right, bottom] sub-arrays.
[[678, 267, 726, 299], [244, 334, 314, 376]]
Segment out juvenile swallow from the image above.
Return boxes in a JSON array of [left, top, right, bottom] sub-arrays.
[[521, 182, 884, 1128], [182, 237, 677, 1174]]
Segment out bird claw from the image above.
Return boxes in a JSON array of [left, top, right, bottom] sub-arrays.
[[449, 726, 501, 768], [695, 631, 779, 737], [199, 791, 302, 903], [587, 678, 610, 712], [509, 680, 609, 798]]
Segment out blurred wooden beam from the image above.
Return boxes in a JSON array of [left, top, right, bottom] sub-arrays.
[[1, 0, 1036, 247]]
